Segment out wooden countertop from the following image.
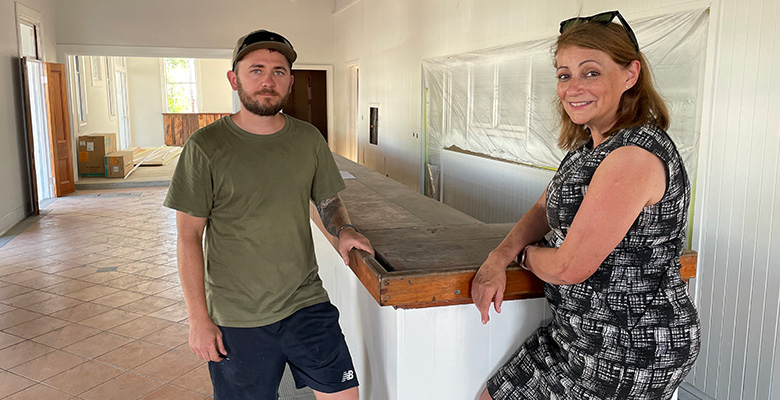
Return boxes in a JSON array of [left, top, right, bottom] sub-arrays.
[[318, 155, 696, 309]]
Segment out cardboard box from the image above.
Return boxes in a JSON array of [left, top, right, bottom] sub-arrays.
[[104, 151, 134, 178], [77, 134, 117, 176]]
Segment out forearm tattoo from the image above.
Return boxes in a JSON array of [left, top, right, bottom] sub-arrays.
[[315, 195, 349, 237]]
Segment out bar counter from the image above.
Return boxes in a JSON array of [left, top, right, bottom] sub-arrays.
[[316, 155, 697, 309]]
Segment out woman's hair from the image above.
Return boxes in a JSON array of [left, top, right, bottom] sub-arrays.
[[554, 21, 669, 151]]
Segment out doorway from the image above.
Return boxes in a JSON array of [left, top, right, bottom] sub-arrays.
[[283, 70, 328, 141]]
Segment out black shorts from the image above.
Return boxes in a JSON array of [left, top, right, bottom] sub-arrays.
[[208, 302, 358, 400]]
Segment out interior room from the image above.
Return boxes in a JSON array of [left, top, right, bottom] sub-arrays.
[[0, 0, 777, 399]]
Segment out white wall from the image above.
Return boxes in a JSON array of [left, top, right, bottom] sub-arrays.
[[0, 0, 58, 236], [689, 0, 780, 399], [198, 58, 232, 113]]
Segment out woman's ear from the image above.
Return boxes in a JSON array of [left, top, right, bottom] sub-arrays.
[[625, 59, 641, 89]]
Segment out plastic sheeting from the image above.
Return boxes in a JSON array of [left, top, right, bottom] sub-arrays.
[[423, 8, 709, 177]]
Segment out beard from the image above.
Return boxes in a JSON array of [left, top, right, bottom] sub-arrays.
[[236, 78, 290, 117]]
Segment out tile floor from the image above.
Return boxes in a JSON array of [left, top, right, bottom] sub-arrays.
[[0, 187, 316, 399], [0, 187, 208, 399]]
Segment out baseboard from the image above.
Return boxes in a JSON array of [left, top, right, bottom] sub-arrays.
[[679, 382, 715, 400], [0, 204, 29, 239]]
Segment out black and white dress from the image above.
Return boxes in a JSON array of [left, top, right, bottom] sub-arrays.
[[487, 124, 700, 400]]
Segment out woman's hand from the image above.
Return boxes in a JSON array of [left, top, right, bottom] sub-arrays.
[[472, 255, 510, 324]]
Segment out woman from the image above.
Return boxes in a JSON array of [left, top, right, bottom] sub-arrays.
[[472, 11, 700, 400]]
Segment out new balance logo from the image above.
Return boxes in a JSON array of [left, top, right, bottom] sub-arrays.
[[341, 370, 354, 382]]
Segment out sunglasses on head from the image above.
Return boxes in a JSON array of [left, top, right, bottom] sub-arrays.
[[559, 10, 640, 52]]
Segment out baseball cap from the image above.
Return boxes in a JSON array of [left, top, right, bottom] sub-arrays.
[[231, 29, 297, 69]]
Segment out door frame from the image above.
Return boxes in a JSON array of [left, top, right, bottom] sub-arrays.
[[57, 45, 335, 177]]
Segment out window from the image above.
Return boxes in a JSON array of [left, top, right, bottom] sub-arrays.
[[19, 21, 39, 59], [106, 58, 116, 117], [164, 58, 198, 113], [71, 56, 88, 125]]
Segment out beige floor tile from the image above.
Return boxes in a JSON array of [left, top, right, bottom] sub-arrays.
[[0, 265, 26, 277], [0, 331, 25, 350], [3, 383, 73, 400], [97, 340, 169, 370], [0, 284, 33, 301], [3, 315, 70, 339], [32, 323, 101, 348], [85, 258, 135, 270], [116, 261, 157, 274], [80, 372, 163, 400], [44, 279, 95, 296], [62, 331, 133, 359], [132, 348, 205, 383], [138, 266, 178, 279], [33, 260, 83, 274], [105, 274, 152, 290], [2, 290, 60, 308], [23, 295, 84, 315], [143, 384, 208, 400], [55, 266, 100, 279], [79, 309, 141, 330], [92, 290, 146, 308], [0, 371, 35, 398], [15, 273, 71, 290], [65, 284, 120, 301], [109, 316, 173, 339], [130, 280, 178, 295], [153, 287, 185, 302], [0, 309, 43, 330], [148, 302, 188, 322], [44, 360, 123, 395], [10, 349, 86, 381], [0, 340, 55, 369], [119, 295, 174, 315], [79, 270, 130, 284], [0, 270, 49, 284], [50, 301, 112, 322], [141, 322, 189, 349], [171, 364, 213, 395], [0, 303, 16, 314]]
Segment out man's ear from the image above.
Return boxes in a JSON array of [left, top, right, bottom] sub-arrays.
[[227, 70, 238, 91]]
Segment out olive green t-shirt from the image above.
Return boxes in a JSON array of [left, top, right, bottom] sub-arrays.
[[163, 114, 346, 327]]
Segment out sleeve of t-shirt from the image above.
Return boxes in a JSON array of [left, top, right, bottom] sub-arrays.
[[310, 136, 347, 202], [163, 139, 213, 218]]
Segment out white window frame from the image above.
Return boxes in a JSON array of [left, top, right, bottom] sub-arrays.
[[105, 57, 116, 119], [162, 58, 200, 113], [70, 56, 89, 126], [15, 3, 44, 60]]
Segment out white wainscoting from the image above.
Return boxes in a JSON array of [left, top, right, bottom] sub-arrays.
[[440, 149, 555, 224]]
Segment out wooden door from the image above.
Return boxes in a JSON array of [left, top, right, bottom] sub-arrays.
[[283, 70, 328, 141], [45, 63, 75, 196]]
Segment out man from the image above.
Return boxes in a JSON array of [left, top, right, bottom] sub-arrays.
[[164, 29, 373, 400]]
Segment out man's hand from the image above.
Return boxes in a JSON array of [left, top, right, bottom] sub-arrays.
[[188, 317, 228, 362], [471, 256, 508, 325], [337, 227, 374, 266]]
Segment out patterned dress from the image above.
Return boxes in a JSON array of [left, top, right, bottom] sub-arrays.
[[487, 125, 700, 400]]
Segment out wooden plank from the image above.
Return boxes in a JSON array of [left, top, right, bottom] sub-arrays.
[[163, 114, 174, 146], [173, 115, 184, 146], [680, 249, 696, 281], [348, 250, 383, 304]]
